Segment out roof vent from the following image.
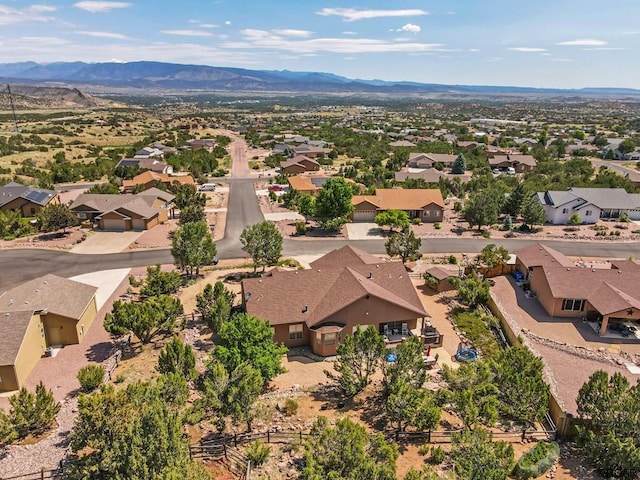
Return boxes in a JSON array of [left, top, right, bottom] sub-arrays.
[[5, 312, 9, 316], [302, 305, 308, 313], [9, 299, 13, 304], [43, 281, 47, 284], [24, 300, 29, 304], [368, 272, 372, 279]]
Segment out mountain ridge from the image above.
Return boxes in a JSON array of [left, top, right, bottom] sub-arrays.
[[1, 61, 639, 97]]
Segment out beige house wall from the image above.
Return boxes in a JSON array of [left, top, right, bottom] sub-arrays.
[[273, 323, 310, 348], [74, 297, 98, 341], [529, 267, 561, 317], [1, 197, 57, 217], [0, 365, 19, 392], [13, 313, 47, 390]]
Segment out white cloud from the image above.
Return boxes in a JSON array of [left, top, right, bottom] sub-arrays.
[[73, 2, 132, 13], [316, 8, 429, 22], [76, 31, 129, 39], [226, 29, 443, 54], [469, 48, 480, 52], [29, 5, 58, 13], [584, 47, 627, 51], [342, 31, 357, 35], [17, 36, 70, 46], [444, 11, 456, 15], [271, 29, 314, 38], [552, 58, 574, 62], [541, 52, 552, 56], [225, 20, 231, 25], [0, 4, 56, 25], [200, 24, 218, 29], [161, 30, 214, 37], [397, 23, 421, 33], [556, 39, 607, 46], [508, 47, 547, 52]]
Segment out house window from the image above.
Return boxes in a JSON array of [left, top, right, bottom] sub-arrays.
[[423, 210, 430, 217], [289, 324, 303, 340], [585, 210, 592, 216], [434, 210, 440, 217], [77, 212, 87, 220], [325, 333, 336, 346], [562, 208, 568, 214], [30, 208, 36, 215], [562, 299, 584, 311]]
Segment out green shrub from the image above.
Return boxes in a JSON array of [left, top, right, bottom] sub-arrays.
[[295, 221, 307, 235], [413, 217, 422, 225], [619, 213, 630, 223], [77, 365, 106, 393], [283, 398, 299, 416], [245, 440, 271, 466], [114, 374, 125, 384], [418, 445, 431, 456], [434, 222, 441, 229], [429, 446, 446, 465], [512, 441, 560, 480], [448, 255, 457, 264], [482, 230, 491, 238]]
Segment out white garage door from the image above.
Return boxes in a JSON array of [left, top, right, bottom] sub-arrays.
[[102, 219, 126, 231], [353, 210, 376, 222], [132, 219, 146, 230]]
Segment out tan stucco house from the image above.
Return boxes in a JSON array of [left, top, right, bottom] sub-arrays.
[[488, 154, 537, 172], [352, 188, 445, 223], [70, 188, 174, 231], [280, 155, 320, 175], [0, 274, 98, 391], [241, 246, 429, 356], [515, 243, 640, 336], [122, 171, 195, 193], [0, 182, 58, 217]]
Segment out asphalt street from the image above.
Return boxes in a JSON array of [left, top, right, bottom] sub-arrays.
[[3, 135, 640, 290]]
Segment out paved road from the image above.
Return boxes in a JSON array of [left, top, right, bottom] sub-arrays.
[[590, 159, 637, 177], [3, 138, 640, 291], [3, 237, 640, 291]]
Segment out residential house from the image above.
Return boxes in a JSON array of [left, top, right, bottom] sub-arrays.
[[279, 155, 320, 175], [537, 187, 640, 224], [115, 157, 173, 174], [514, 243, 640, 336], [352, 188, 444, 222], [0, 182, 58, 217], [389, 140, 417, 148], [122, 171, 195, 193], [488, 154, 537, 172], [407, 153, 457, 169], [241, 246, 429, 356], [70, 188, 174, 231], [272, 143, 292, 156], [0, 274, 98, 391], [134, 146, 164, 159], [290, 144, 330, 159], [394, 168, 471, 184], [188, 139, 216, 152], [287, 175, 359, 196], [150, 142, 178, 155]]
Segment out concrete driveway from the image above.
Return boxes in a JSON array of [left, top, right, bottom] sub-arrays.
[[346, 223, 385, 240], [71, 231, 144, 254], [70, 268, 131, 310]]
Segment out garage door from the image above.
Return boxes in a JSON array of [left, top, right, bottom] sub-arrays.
[[102, 219, 127, 231], [132, 219, 147, 230], [353, 210, 376, 222]]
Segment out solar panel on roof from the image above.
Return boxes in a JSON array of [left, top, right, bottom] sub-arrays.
[[24, 190, 53, 204]]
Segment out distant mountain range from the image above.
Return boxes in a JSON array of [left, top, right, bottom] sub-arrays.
[[1, 61, 639, 98]]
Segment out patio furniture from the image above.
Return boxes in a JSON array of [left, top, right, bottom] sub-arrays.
[[423, 353, 439, 368]]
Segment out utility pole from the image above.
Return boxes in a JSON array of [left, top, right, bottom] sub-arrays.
[[6, 84, 19, 133]]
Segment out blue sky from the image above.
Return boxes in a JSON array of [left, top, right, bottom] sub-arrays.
[[1, 0, 639, 88]]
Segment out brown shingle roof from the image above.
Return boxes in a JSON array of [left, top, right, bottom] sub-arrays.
[[515, 243, 574, 269], [425, 265, 459, 281], [243, 247, 427, 327], [310, 245, 381, 269], [0, 310, 35, 365], [489, 155, 537, 167], [0, 274, 97, 320], [353, 189, 444, 210], [70, 190, 173, 219]]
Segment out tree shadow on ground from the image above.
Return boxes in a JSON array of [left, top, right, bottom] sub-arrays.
[[84, 341, 113, 362]]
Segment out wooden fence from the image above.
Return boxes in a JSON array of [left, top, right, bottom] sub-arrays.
[[0, 469, 65, 480]]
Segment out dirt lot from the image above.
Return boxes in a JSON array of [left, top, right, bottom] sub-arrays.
[[0, 227, 85, 250]]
